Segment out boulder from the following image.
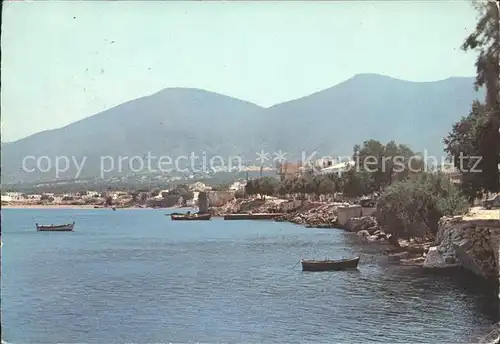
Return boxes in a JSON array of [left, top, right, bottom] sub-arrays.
[[357, 230, 370, 237]]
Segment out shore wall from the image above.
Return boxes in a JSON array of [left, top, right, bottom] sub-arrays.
[[424, 217, 500, 287], [337, 205, 362, 227]]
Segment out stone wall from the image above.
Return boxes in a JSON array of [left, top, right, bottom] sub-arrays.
[[337, 205, 362, 227], [423, 217, 500, 282]]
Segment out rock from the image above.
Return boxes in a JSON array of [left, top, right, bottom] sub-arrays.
[[387, 252, 410, 261], [357, 230, 370, 237], [367, 235, 379, 242], [423, 246, 453, 268], [444, 256, 457, 264], [398, 239, 409, 248]]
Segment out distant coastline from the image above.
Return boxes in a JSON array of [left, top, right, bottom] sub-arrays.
[[1, 204, 146, 210]]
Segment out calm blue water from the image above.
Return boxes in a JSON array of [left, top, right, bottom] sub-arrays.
[[2, 208, 498, 343]]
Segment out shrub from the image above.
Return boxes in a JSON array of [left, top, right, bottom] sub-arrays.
[[234, 189, 245, 199], [375, 172, 469, 239]]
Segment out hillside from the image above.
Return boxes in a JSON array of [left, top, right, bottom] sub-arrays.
[[1, 74, 483, 183]]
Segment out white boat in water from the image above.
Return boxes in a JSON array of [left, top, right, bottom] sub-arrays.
[[36, 221, 75, 232]]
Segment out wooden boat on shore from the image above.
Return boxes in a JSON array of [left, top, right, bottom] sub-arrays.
[[170, 213, 211, 221], [36, 221, 75, 232], [301, 256, 360, 271]]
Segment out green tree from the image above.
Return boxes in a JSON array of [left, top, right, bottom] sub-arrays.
[[234, 189, 246, 199], [245, 179, 258, 196], [461, 1, 500, 193], [354, 140, 424, 191], [312, 174, 335, 196], [105, 196, 113, 206], [212, 183, 232, 191], [256, 177, 279, 197], [130, 191, 139, 201], [375, 173, 469, 239], [150, 188, 161, 197], [444, 101, 489, 201], [339, 169, 373, 198]]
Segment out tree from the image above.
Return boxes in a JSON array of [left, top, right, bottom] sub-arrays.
[[245, 179, 259, 196], [234, 189, 245, 199], [354, 139, 424, 191], [212, 183, 232, 192], [245, 177, 279, 199], [312, 174, 336, 196], [257, 177, 279, 198], [461, 1, 500, 193], [150, 188, 161, 197], [40, 194, 52, 201], [105, 196, 113, 206], [444, 101, 489, 201], [375, 173, 469, 239], [339, 169, 373, 198], [130, 191, 139, 201]]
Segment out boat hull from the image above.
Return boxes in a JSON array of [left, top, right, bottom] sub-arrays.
[[170, 214, 211, 221], [301, 257, 360, 271], [36, 222, 75, 232]]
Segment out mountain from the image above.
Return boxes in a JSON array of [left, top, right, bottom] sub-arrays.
[[1, 74, 483, 183], [255, 74, 483, 159]]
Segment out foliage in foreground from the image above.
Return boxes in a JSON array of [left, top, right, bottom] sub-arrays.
[[447, 1, 500, 196], [375, 172, 469, 239]]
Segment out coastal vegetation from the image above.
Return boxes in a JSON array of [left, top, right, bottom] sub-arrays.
[[375, 173, 469, 239], [444, 1, 500, 201]]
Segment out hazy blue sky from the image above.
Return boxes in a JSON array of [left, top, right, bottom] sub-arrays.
[[2, 1, 479, 142]]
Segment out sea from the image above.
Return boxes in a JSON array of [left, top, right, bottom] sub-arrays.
[[1, 208, 499, 343]]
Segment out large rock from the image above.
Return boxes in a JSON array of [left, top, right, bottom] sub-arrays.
[[347, 216, 380, 233], [425, 217, 500, 279]]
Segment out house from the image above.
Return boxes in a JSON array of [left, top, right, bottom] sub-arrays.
[[229, 181, 246, 191], [277, 161, 303, 181], [2, 192, 24, 202], [313, 158, 335, 169], [320, 160, 356, 176], [189, 182, 211, 192], [155, 189, 170, 199]]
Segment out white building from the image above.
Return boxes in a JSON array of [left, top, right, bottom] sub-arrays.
[[189, 182, 211, 192], [155, 189, 170, 199], [2, 192, 24, 201], [320, 160, 356, 176], [229, 181, 246, 191]]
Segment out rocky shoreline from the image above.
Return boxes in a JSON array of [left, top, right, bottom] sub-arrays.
[[210, 198, 500, 275], [209, 197, 432, 264]]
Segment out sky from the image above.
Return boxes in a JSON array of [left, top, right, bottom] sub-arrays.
[[1, 1, 480, 142]]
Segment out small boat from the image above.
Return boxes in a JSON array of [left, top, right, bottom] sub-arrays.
[[36, 221, 75, 232], [170, 213, 211, 221], [300, 256, 360, 271]]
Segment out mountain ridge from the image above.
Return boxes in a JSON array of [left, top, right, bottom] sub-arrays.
[[1, 74, 484, 183]]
